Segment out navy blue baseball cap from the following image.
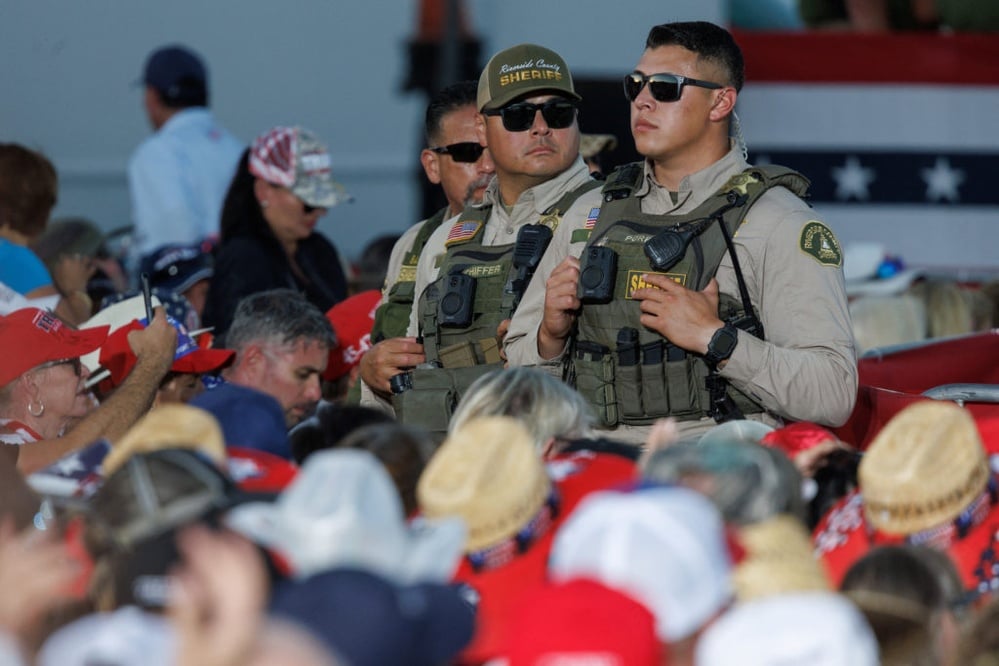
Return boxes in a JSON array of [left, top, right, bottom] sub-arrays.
[[270, 568, 475, 666], [140, 45, 208, 105], [140, 244, 214, 296], [190, 382, 292, 461]]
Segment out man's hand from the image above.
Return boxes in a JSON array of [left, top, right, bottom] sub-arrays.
[[538, 256, 581, 360], [359, 337, 425, 395], [632, 275, 724, 354], [127, 307, 178, 377]]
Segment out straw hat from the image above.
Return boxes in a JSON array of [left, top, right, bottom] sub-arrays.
[[103, 405, 227, 476], [732, 514, 830, 602], [417, 416, 550, 553], [859, 400, 989, 535]]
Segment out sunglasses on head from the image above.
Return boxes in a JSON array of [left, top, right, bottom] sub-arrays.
[[623, 71, 723, 103], [483, 99, 578, 132], [429, 142, 486, 164]]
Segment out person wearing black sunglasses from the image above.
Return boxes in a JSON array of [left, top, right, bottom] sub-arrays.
[[505, 22, 857, 448], [357, 82, 495, 406], [389, 44, 605, 437]]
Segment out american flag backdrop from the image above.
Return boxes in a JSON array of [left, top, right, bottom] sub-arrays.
[[734, 30, 999, 277]]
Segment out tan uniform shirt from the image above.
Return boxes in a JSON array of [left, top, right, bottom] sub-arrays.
[[505, 147, 858, 441], [358, 219, 433, 413], [406, 157, 597, 338]]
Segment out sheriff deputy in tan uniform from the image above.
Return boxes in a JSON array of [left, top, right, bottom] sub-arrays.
[[406, 43, 601, 338], [504, 21, 858, 445], [393, 43, 604, 434], [358, 81, 494, 409]]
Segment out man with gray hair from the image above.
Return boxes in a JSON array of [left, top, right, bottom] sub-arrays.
[[196, 289, 336, 429]]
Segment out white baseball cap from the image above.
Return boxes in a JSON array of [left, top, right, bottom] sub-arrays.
[[226, 448, 466, 584], [548, 485, 734, 641], [696, 592, 880, 666]]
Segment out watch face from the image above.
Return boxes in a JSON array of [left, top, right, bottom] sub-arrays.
[[708, 325, 738, 363]]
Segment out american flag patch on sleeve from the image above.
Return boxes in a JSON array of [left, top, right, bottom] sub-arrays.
[[445, 220, 481, 246], [584, 207, 600, 230]]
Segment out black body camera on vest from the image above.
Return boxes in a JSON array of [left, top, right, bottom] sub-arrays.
[[438, 273, 476, 328], [577, 246, 618, 304]]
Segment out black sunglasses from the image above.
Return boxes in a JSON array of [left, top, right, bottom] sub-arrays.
[[429, 142, 486, 164], [483, 100, 578, 132], [623, 71, 723, 103]]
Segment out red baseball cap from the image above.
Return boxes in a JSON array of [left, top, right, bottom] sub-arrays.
[[323, 290, 380, 381], [99, 319, 234, 388], [0, 309, 109, 387], [761, 421, 840, 458], [502, 578, 663, 666]]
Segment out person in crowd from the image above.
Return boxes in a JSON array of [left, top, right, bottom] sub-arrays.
[[0, 307, 176, 473], [338, 422, 436, 516], [813, 400, 999, 596], [140, 242, 215, 320], [505, 21, 857, 445], [578, 132, 618, 177], [197, 289, 335, 430], [642, 434, 807, 526], [695, 592, 880, 665], [417, 415, 633, 664], [288, 402, 394, 466], [498, 578, 664, 665], [128, 44, 243, 267], [841, 545, 963, 666], [80, 294, 234, 407], [321, 289, 380, 403], [393, 44, 604, 436], [348, 234, 400, 295], [0, 144, 95, 325], [31, 217, 131, 316], [548, 485, 736, 666], [203, 127, 350, 339], [359, 80, 495, 406]]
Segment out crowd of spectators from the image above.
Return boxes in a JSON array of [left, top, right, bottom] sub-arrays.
[[2, 14, 999, 666]]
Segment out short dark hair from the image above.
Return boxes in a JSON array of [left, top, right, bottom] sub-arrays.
[[645, 21, 745, 92], [0, 143, 58, 238], [424, 80, 479, 145], [153, 79, 208, 109], [224, 288, 336, 352]]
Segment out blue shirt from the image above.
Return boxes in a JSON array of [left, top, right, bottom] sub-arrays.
[[0, 240, 53, 294], [128, 108, 243, 258]]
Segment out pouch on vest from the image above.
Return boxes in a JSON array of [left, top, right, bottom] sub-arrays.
[[392, 362, 505, 438]]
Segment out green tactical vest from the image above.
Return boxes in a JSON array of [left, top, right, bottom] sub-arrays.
[[369, 206, 450, 343], [573, 163, 810, 427], [394, 179, 602, 436]]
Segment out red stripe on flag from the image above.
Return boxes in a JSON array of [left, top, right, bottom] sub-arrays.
[[734, 30, 999, 86]]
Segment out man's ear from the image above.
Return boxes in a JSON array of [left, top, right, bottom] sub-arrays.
[[235, 343, 266, 380], [709, 87, 738, 123], [420, 149, 442, 185]]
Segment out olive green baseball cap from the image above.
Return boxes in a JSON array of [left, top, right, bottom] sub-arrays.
[[477, 43, 581, 112]]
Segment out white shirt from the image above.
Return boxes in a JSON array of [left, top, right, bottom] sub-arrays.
[[127, 108, 243, 259]]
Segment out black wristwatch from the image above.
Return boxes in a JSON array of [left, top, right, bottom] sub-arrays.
[[704, 323, 739, 370]]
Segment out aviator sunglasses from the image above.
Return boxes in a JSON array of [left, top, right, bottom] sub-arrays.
[[483, 99, 578, 132], [429, 142, 486, 163], [623, 71, 722, 103]]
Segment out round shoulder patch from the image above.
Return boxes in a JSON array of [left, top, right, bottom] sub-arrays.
[[799, 221, 842, 267]]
